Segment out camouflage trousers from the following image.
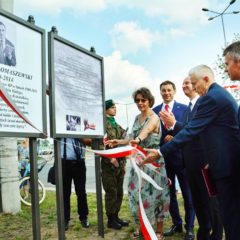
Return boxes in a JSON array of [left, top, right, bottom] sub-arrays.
[[101, 158, 126, 217]]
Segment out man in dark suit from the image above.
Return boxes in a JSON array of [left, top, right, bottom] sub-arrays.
[[0, 21, 16, 66], [144, 65, 240, 240], [223, 41, 240, 126], [161, 76, 223, 240], [153, 80, 195, 240]]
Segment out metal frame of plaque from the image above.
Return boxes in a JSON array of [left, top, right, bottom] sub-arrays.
[[48, 29, 105, 239], [48, 31, 105, 139], [0, 9, 47, 138]]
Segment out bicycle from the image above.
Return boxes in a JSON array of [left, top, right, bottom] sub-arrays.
[[19, 158, 47, 206]]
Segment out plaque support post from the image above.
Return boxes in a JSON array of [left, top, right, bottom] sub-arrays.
[[92, 139, 104, 238], [29, 137, 41, 240], [54, 138, 65, 240]]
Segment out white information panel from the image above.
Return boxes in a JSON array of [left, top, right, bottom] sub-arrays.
[[0, 13, 45, 136], [54, 39, 104, 136]]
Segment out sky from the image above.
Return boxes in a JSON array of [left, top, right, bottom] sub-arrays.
[[13, 0, 240, 129]]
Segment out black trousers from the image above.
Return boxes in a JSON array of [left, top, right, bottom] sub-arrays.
[[62, 160, 89, 222], [215, 175, 240, 240], [209, 197, 223, 240], [166, 166, 195, 230], [187, 170, 223, 240]]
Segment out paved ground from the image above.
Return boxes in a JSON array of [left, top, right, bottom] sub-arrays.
[[38, 152, 131, 193]]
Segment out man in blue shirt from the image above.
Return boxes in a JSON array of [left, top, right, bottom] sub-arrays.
[[61, 138, 91, 231]]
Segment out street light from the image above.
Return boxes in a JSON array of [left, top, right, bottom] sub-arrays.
[[202, 0, 239, 46], [115, 102, 135, 129]]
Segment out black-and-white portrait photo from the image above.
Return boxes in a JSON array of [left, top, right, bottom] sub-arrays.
[[0, 21, 16, 66], [66, 115, 81, 131]]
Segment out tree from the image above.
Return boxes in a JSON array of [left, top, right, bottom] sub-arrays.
[[214, 33, 240, 103]]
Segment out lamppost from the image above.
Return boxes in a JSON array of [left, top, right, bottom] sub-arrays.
[[202, 0, 239, 46], [115, 102, 135, 130]]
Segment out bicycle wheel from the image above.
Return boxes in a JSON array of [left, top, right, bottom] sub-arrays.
[[19, 176, 46, 206]]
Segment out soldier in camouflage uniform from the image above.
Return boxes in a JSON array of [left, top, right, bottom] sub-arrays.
[[101, 99, 129, 230]]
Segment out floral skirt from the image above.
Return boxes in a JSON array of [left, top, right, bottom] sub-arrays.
[[128, 160, 170, 227]]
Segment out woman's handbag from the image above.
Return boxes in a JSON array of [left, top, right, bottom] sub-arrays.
[[47, 164, 56, 185]]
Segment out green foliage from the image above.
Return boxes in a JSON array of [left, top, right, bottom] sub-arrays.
[[41, 139, 50, 147], [214, 33, 240, 84]]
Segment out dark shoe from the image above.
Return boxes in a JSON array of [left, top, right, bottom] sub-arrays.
[[80, 218, 89, 228], [132, 231, 144, 240], [184, 229, 195, 240], [107, 216, 122, 230], [163, 225, 183, 236], [116, 217, 129, 227], [64, 221, 69, 231]]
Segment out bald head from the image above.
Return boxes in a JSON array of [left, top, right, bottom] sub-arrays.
[[188, 65, 215, 96]]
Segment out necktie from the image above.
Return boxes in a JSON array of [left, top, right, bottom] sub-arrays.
[[189, 102, 192, 110], [164, 104, 169, 128], [238, 106, 240, 128], [165, 104, 169, 112], [186, 102, 192, 122], [63, 138, 67, 160], [73, 139, 83, 160]]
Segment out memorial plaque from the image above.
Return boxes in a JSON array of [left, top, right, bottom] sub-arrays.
[[49, 34, 105, 138], [0, 10, 46, 137]]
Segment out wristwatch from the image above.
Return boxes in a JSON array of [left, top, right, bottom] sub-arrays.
[[137, 137, 142, 144]]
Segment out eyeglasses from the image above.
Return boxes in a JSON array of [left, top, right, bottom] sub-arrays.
[[135, 98, 147, 103]]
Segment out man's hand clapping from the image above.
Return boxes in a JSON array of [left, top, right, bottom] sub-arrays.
[[160, 111, 176, 128], [163, 134, 174, 143]]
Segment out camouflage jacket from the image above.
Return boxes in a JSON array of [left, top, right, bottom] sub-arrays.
[[102, 117, 127, 166]]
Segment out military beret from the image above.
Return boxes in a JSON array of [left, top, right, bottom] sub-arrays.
[[105, 99, 115, 110]]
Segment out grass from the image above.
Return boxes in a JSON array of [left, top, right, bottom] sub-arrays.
[[0, 191, 192, 240]]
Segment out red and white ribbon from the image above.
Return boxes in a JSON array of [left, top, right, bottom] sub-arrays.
[[0, 81, 163, 239], [92, 145, 163, 240], [92, 145, 135, 158]]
